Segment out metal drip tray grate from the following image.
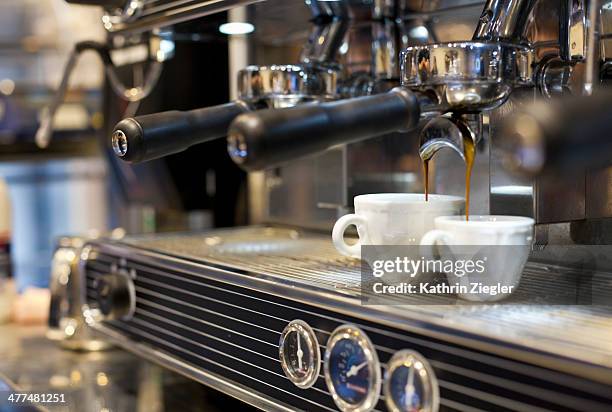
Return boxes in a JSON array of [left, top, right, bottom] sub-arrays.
[[119, 226, 612, 370], [124, 227, 364, 290]]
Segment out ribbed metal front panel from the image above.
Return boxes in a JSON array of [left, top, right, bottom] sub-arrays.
[[83, 228, 612, 412]]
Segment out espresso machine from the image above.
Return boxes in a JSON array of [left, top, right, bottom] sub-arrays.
[[50, 0, 612, 411]]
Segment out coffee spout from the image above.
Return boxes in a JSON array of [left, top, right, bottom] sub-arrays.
[[418, 115, 478, 162]]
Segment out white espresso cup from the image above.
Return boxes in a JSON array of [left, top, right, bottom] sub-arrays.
[[420, 215, 535, 301], [332, 193, 464, 258]]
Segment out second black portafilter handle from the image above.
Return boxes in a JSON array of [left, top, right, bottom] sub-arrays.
[[112, 101, 249, 163], [500, 90, 612, 176], [227, 88, 422, 171]]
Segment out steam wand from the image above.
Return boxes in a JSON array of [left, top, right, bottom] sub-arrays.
[[35, 40, 163, 149]]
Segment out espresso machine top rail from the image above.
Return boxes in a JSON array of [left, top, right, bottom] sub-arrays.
[[90, 226, 612, 385], [100, 0, 266, 36]]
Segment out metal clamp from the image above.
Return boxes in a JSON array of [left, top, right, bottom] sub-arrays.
[[237, 65, 339, 108], [401, 41, 534, 112]]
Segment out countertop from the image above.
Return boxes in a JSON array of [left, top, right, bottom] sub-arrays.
[[0, 324, 256, 412]]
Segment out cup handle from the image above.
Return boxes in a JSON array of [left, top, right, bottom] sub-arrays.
[[420, 229, 453, 257], [332, 214, 369, 258]]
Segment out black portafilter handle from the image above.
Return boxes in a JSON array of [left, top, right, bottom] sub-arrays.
[[112, 101, 249, 163], [227, 88, 422, 171], [500, 90, 612, 176]]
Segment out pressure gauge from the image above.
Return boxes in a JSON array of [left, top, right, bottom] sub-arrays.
[[324, 324, 381, 412], [279, 320, 320, 389], [384, 350, 439, 412]]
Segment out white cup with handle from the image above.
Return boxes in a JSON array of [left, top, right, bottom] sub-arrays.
[[332, 193, 464, 259], [420, 215, 535, 301]]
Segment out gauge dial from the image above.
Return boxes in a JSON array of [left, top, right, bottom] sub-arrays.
[[279, 320, 320, 389], [324, 325, 381, 412], [384, 350, 439, 412]]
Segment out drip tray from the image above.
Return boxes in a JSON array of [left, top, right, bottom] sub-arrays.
[[117, 226, 612, 371]]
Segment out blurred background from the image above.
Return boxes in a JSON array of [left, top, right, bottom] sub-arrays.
[[0, 3, 268, 402], [0, 0, 259, 296], [0, 1, 107, 291], [0, 0, 318, 325]]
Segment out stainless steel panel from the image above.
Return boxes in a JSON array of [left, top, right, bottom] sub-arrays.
[[587, 167, 612, 219], [536, 174, 586, 223], [101, 227, 612, 381]]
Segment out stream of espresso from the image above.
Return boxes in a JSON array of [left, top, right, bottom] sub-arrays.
[[463, 134, 475, 221], [423, 159, 430, 202], [421, 135, 474, 221]]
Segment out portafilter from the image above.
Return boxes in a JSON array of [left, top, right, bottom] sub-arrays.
[[227, 41, 534, 171]]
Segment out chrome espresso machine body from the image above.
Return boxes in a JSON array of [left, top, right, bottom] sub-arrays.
[[65, 0, 612, 411]]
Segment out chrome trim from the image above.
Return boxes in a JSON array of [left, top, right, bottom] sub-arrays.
[[115, 297, 558, 403], [134, 271, 289, 324], [472, 0, 537, 42], [102, 0, 145, 30], [136, 296, 277, 347], [80, 235, 612, 386], [436, 379, 549, 411], [401, 42, 534, 111], [279, 320, 321, 389], [135, 306, 279, 363], [384, 350, 440, 412], [425, 358, 611, 411], [111, 130, 128, 157], [105, 0, 265, 35], [105, 320, 338, 411], [48, 239, 111, 351], [324, 324, 381, 412], [560, 0, 587, 61], [237, 65, 339, 107], [91, 324, 298, 412], [131, 284, 280, 334], [127, 317, 286, 379], [418, 115, 479, 162]]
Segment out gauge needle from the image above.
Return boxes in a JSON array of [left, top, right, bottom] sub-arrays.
[[404, 366, 415, 407], [296, 334, 304, 370], [346, 361, 368, 377]]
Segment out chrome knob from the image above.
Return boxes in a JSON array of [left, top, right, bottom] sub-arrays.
[[112, 130, 128, 157]]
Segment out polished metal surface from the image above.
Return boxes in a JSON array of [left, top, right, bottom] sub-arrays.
[[472, 0, 536, 42], [401, 41, 534, 111], [80, 227, 612, 411], [237, 65, 339, 107], [111, 227, 612, 373], [560, 0, 587, 61], [247, 1, 485, 229], [299, 0, 349, 66], [0, 325, 241, 412], [587, 167, 612, 219], [48, 237, 112, 352], [418, 115, 479, 162], [112, 130, 129, 157], [86, 324, 298, 412], [104, 0, 265, 35], [93, 0, 609, 231], [102, 0, 145, 29]]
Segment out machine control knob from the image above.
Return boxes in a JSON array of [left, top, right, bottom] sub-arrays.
[[95, 272, 135, 321]]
